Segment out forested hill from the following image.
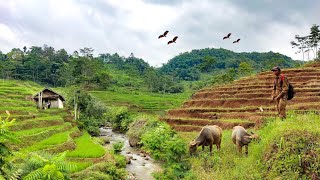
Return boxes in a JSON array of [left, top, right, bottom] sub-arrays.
[[0, 46, 303, 93], [160, 48, 303, 81]]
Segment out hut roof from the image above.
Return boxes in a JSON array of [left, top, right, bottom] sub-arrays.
[[33, 88, 66, 101]]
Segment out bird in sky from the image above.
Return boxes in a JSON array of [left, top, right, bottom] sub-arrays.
[[168, 36, 178, 45], [223, 33, 231, 40], [158, 30, 169, 39], [233, 38, 240, 43]]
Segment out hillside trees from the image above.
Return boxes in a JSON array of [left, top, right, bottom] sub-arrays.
[[67, 90, 107, 136], [160, 48, 299, 80], [238, 62, 253, 76], [0, 45, 301, 92]]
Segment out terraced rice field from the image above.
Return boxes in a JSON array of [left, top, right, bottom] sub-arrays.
[[0, 79, 105, 164], [162, 65, 320, 132]]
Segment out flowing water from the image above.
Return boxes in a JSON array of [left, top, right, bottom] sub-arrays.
[[100, 127, 161, 180]]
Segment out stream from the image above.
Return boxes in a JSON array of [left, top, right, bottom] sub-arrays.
[[100, 127, 161, 180]]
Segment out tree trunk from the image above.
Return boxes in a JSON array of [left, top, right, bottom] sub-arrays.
[[74, 94, 77, 120]]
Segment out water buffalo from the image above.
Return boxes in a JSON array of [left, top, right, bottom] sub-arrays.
[[231, 126, 259, 155], [189, 125, 222, 155]]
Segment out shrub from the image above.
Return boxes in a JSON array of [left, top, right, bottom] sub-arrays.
[[67, 89, 106, 136], [105, 107, 131, 132], [95, 137, 110, 145], [141, 125, 187, 162], [139, 118, 192, 179], [114, 154, 126, 168], [112, 141, 124, 154], [71, 161, 127, 180], [264, 131, 320, 179], [165, 84, 184, 93]]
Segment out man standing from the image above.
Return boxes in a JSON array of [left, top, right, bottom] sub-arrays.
[[271, 66, 289, 120]]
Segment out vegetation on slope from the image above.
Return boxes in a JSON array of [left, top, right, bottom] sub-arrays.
[[179, 111, 320, 179], [0, 79, 130, 179]]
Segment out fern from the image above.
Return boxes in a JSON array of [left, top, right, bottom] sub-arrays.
[[22, 152, 78, 179], [8, 169, 23, 180], [23, 168, 43, 180], [0, 111, 19, 178]]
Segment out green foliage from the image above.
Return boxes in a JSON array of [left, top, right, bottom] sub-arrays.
[[184, 111, 320, 179], [113, 154, 126, 168], [138, 117, 191, 179], [160, 48, 301, 80], [112, 141, 124, 154], [67, 90, 106, 136], [264, 131, 320, 179], [144, 69, 185, 93], [105, 107, 131, 132], [141, 125, 187, 162], [20, 151, 77, 180], [0, 111, 19, 177], [238, 61, 253, 76]]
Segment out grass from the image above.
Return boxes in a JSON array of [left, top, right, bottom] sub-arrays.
[[30, 115, 64, 121], [9, 118, 64, 131], [179, 111, 320, 179], [14, 123, 71, 136], [0, 106, 38, 112], [67, 131, 106, 158], [90, 90, 191, 114], [21, 127, 78, 152]]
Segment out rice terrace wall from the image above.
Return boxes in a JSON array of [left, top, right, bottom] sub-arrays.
[[162, 64, 320, 132]]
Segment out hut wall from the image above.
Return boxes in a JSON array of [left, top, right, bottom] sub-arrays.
[[51, 100, 59, 108], [58, 98, 64, 108]]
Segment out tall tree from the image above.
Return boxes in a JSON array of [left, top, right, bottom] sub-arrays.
[[291, 35, 308, 61], [79, 47, 94, 58], [308, 24, 320, 59]]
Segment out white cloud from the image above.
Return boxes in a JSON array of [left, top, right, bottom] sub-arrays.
[[0, 0, 319, 65]]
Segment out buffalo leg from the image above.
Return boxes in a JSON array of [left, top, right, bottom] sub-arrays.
[[245, 145, 248, 155], [210, 144, 213, 155], [217, 140, 221, 151], [236, 142, 242, 154]]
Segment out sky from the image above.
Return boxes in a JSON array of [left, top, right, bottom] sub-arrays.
[[0, 0, 319, 66]]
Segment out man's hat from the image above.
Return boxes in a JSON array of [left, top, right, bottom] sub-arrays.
[[271, 66, 281, 71]]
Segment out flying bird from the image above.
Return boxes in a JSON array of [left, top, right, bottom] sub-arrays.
[[172, 36, 178, 43], [168, 36, 178, 45], [223, 33, 231, 40], [233, 38, 240, 43], [158, 31, 169, 39]]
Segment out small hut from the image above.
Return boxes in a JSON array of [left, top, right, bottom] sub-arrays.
[[33, 88, 65, 109]]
